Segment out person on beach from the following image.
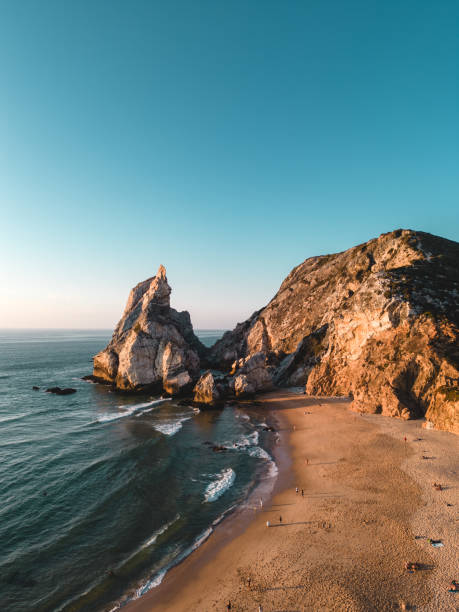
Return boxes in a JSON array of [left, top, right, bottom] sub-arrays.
[[227, 601, 232, 610], [260, 498, 263, 508], [258, 605, 263, 612], [295, 486, 299, 494], [301, 489, 304, 496], [279, 515, 282, 523], [266, 520, 270, 527]]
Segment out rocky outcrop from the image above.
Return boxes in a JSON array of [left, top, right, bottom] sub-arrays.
[[193, 371, 220, 406], [229, 352, 275, 396], [210, 230, 459, 434], [93, 266, 205, 394]]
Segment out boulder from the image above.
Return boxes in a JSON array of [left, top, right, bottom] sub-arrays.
[[193, 371, 220, 406], [230, 352, 274, 397]]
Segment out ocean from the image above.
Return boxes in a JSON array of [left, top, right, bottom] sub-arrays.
[[0, 330, 278, 612]]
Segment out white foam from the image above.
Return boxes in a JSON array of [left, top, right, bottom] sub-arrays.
[[135, 568, 167, 598], [153, 416, 191, 436], [204, 468, 236, 502], [96, 399, 170, 423], [247, 446, 271, 461], [225, 431, 259, 449], [133, 527, 213, 599]]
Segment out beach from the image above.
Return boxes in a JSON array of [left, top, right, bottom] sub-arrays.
[[125, 390, 458, 612]]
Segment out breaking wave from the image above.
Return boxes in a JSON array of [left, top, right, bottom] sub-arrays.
[[204, 468, 236, 502], [95, 399, 171, 423], [153, 416, 191, 436]]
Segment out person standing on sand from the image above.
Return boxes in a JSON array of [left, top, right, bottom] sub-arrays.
[[227, 601, 232, 611], [295, 486, 299, 494], [301, 489, 304, 496], [258, 606, 263, 612], [279, 515, 282, 523]]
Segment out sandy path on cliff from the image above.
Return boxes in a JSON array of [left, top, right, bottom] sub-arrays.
[[125, 391, 458, 612]]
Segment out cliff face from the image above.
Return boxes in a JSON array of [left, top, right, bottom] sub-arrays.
[[210, 230, 459, 433], [93, 266, 205, 394]]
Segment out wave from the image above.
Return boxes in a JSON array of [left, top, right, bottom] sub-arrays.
[[225, 431, 278, 480], [153, 416, 191, 436], [119, 515, 180, 567], [222, 430, 259, 450], [133, 526, 213, 601], [95, 399, 170, 423], [204, 468, 236, 502], [0, 412, 30, 425]]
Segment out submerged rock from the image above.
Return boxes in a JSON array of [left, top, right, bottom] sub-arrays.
[[93, 265, 205, 394], [46, 387, 77, 395], [210, 230, 459, 434]]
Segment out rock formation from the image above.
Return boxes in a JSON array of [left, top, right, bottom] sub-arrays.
[[93, 266, 205, 394], [210, 230, 459, 434], [193, 371, 221, 406]]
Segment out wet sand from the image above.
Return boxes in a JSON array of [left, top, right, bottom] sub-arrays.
[[125, 391, 458, 612]]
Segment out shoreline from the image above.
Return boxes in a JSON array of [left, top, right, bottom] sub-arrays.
[[124, 391, 458, 612], [118, 399, 290, 611]]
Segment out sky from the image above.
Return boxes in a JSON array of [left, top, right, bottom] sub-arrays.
[[1, 0, 458, 330]]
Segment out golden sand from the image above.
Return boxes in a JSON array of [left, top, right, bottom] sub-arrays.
[[125, 391, 458, 612]]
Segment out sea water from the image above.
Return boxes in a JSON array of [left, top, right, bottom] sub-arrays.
[[0, 330, 277, 611]]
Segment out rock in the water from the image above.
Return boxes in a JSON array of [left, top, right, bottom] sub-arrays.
[[93, 265, 205, 394], [46, 387, 77, 395], [32, 386, 40, 391], [193, 371, 220, 405], [210, 230, 459, 434]]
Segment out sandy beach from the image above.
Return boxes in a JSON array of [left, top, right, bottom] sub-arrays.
[[125, 391, 458, 612]]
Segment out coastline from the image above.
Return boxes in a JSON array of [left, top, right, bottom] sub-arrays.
[[121, 396, 292, 612], [123, 390, 458, 612]]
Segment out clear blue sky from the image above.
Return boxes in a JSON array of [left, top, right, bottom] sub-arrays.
[[1, 0, 458, 329]]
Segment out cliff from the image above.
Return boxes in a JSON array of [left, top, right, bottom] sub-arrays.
[[93, 266, 205, 394], [209, 230, 459, 433]]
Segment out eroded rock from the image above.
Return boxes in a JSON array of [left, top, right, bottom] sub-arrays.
[[193, 371, 220, 406], [210, 230, 459, 433], [93, 266, 205, 394]]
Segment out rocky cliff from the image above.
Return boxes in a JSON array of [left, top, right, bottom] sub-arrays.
[[93, 266, 205, 394], [209, 230, 459, 434]]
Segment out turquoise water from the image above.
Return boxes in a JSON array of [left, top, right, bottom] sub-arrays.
[[0, 330, 277, 612]]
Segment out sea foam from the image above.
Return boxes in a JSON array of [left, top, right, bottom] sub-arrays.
[[153, 416, 191, 436], [96, 399, 170, 423], [134, 527, 213, 600], [204, 468, 236, 502]]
